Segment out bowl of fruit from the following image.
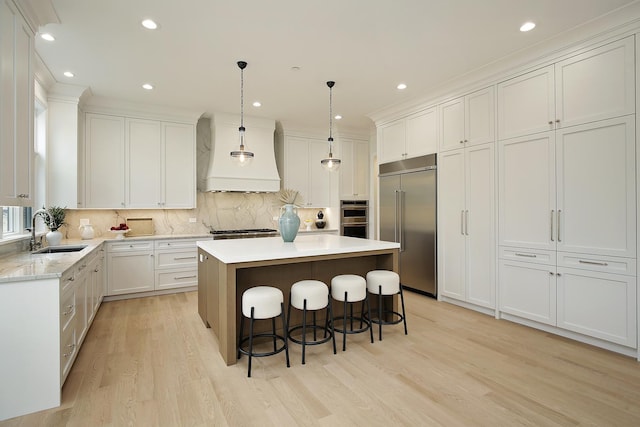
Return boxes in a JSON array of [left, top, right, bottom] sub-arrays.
[[110, 223, 130, 239]]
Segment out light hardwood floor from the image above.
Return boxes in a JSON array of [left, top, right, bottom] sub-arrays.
[[2, 290, 640, 426]]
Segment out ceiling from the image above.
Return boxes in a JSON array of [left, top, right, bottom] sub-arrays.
[[34, 0, 638, 134]]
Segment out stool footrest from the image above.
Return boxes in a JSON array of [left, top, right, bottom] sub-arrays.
[[238, 333, 288, 358], [332, 316, 372, 335], [288, 324, 333, 346], [364, 310, 405, 326]]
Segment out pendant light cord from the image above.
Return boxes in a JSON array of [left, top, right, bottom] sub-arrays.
[[240, 64, 244, 131], [327, 81, 335, 155]]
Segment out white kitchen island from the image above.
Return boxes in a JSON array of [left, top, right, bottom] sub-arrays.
[[197, 234, 400, 365]]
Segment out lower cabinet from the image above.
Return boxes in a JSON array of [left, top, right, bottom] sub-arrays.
[[107, 238, 201, 296], [498, 247, 637, 348]]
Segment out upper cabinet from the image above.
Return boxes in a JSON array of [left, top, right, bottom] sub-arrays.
[[378, 107, 437, 164], [339, 138, 369, 200], [439, 86, 495, 152], [282, 136, 332, 207], [84, 113, 196, 209], [498, 36, 635, 140], [0, 0, 33, 207]]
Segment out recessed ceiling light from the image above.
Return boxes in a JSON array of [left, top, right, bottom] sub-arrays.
[[63, 71, 74, 78], [397, 83, 407, 90], [252, 101, 261, 107], [142, 83, 154, 90], [141, 19, 158, 30], [40, 33, 55, 41], [334, 115, 342, 120], [520, 22, 536, 32]]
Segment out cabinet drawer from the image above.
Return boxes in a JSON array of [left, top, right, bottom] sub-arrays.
[[155, 268, 198, 290], [557, 252, 636, 276], [499, 247, 554, 266], [154, 238, 201, 250], [155, 249, 198, 269], [108, 241, 153, 252], [60, 326, 77, 381], [60, 269, 76, 293], [60, 286, 77, 332]]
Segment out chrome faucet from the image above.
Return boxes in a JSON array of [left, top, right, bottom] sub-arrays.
[[30, 208, 52, 252]]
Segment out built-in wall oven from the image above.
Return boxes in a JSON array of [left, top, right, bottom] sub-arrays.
[[340, 200, 368, 239]]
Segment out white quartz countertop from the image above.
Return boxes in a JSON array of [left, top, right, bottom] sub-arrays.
[[197, 235, 400, 264]]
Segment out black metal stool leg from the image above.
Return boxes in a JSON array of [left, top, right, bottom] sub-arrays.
[[378, 285, 383, 341], [342, 291, 348, 351], [281, 302, 290, 368], [366, 293, 374, 343], [272, 317, 277, 352], [248, 307, 255, 377], [302, 299, 307, 365], [328, 294, 336, 354], [312, 310, 317, 341], [400, 284, 408, 335]]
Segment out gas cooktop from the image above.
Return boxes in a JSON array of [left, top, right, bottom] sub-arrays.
[[210, 228, 278, 239]]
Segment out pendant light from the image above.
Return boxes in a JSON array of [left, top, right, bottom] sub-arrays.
[[230, 60, 254, 166], [321, 80, 341, 171]]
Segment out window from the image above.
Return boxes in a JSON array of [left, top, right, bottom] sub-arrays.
[[1, 206, 25, 237]]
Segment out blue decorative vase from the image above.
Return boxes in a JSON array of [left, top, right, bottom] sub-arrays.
[[279, 204, 300, 242]]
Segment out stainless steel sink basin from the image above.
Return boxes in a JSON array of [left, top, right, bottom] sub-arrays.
[[32, 245, 88, 254]]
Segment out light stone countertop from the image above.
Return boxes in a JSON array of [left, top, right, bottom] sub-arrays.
[[197, 234, 399, 264], [0, 234, 212, 284]]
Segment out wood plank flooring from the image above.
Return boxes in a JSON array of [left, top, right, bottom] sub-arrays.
[[2, 290, 640, 426]]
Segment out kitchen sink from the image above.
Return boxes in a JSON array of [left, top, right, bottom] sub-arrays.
[[32, 245, 88, 254]]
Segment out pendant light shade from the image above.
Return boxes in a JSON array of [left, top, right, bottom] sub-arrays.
[[230, 60, 254, 166], [321, 80, 341, 171]]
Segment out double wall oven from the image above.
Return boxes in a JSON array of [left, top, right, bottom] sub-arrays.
[[340, 200, 368, 239]]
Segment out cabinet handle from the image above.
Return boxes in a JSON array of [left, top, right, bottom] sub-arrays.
[[557, 273, 562, 277], [548, 121, 553, 125], [94, 268, 100, 272], [557, 210, 562, 242], [459, 140, 464, 144], [549, 271, 554, 275], [550, 210, 554, 242], [515, 253, 537, 258], [174, 275, 197, 280], [63, 344, 76, 358], [63, 305, 75, 316], [174, 256, 197, 260], [555, 119, 560, 123], [579, 260, 609, 266], [465, 210, 469, 235]]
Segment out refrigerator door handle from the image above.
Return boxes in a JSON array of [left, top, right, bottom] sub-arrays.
[[394, 190, 399, 244], [399, 190, 405, 252], [461, 210, 465, 235], [465, 210, 469, 236]]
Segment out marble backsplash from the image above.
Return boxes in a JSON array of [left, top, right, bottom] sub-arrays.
[[62, 191, 336, 239]]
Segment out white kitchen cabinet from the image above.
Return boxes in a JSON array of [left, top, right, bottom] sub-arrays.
[[107, 241, 155, 295], [154, 238, 199, 291], [0, 0, 33, 206], [85, 113, 196, 209], [439, 87, 495, 152], [339, 138, 369, 200], [499, 258, 557, 326], [438, 143, 495, 309], [498, 36, 634, 140], [557, 266, 636, 347], [283, 136, 331, 207], [378, 107, 437, 164], [499, 116, 635, 258], [85, 113, 126, 208]]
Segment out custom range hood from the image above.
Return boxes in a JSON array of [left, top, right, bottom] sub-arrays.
[[205, 112, 281, 192]]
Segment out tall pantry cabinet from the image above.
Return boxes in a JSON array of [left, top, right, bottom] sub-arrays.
[[497, 36, 637, 349]]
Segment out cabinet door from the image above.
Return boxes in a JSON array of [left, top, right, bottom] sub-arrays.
[[107, 251, 155, 295], [498, 65, 555, 139], [440, 97, 465, 152], [438, 149, 466, 300], [352, 140, 369, 198], [466, 87, 495, 147], [163, 122, 195, 208], [308, 139, 331, 207], [126, 118, 162, 208], [499, 259, 556, 326], [378, 120, 405, 164], [339, 139, 355, 199], [556, 116, 635, 258], [556, 36, 635, 128], [557, 267, 636, 347], [284, 137, 310, 205], [465, 143, 495, 308], [407, 107, 437, 156], [85, 114, 125, 208], [498, 132, 556, 250]]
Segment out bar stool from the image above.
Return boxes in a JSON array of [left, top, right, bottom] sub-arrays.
[[365, 270, 407, 341], [237, 286, 290, 377], [330, 274, 374, 351], [287, 280, 336, 364]]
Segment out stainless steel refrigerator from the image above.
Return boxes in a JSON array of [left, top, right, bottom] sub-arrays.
[[379, 154, 437, 296]]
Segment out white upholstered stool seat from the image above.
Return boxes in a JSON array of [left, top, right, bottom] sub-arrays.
[[287, 280, 336, 364], [238, 286, 290, 377], [365, 270, 408, 341], [330, 274, 374, 351]]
